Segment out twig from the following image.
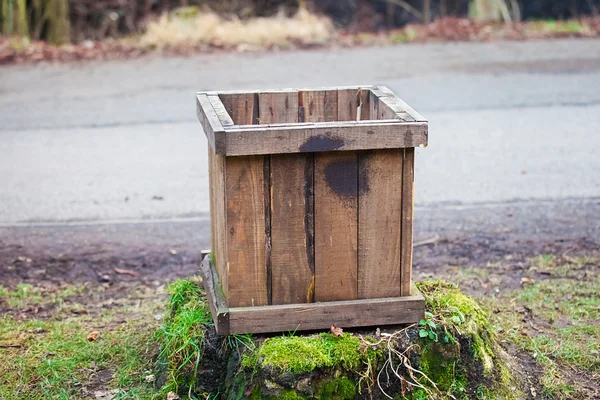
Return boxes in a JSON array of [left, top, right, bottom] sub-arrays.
[[413, 235, 441, 248], [382, 0, 424, 22]]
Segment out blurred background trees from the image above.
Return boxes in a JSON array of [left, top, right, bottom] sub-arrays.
[[1, 0, 598, 45]]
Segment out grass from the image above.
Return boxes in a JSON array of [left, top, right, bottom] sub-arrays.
[[155, 278, 213, 395], [479, 255, 600, 398], [141, 6, 333, 49], [0, 282, 162, 399]]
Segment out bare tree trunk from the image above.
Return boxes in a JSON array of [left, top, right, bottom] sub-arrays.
[[47, 0, 70, 45], [424, 0, 431, 24]]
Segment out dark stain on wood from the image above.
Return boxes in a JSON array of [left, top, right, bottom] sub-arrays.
[[358, 151, 370, 195], [304, 154, 315, 278], [324, 158, 358, 201], [264, 155, 272, 305], [299, 135, 345, 153], [252, 93, 260, 125]]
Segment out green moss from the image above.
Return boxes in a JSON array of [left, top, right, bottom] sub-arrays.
[[243, 333, 377, 374], [417, 280, 495, 373], [316, 376, 357, 400]]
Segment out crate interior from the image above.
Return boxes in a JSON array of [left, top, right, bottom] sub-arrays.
[[217, 87, 400, 126]]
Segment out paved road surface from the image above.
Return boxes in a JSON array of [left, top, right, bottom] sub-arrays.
[[1, 39, 600, 226], [1, 39, 599, 266]]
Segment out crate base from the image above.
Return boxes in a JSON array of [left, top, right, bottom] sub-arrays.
[[199, 256, 425, 335]]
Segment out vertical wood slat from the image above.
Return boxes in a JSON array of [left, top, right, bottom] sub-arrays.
[[209, 150, 228, 298], [401, 148, 415, 296], [358, 150, 403, 299], [219, 93, 255, 125], [314, 151, 358, 302], [259, 91, 299, 124], [337, 88, 370, 121], [265, 91, 314, 304], [271, 154, 315, 304], [226, 156, 268, 307], [299, 90, 338, 122]]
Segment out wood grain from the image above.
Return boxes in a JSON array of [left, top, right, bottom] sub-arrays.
[[208, 149, 228, 298], [337, 88, 370, 121], [314, 151, 358, 302], [401, 148, 415, 296], [378, 86, 427, 122], [258, 91, 299, 124], [196, 94, 226, 153], [299, 90, 338, 122], [223, 121, 428, 156], [219, 92, 256, 125], [358, 150, 403, 299], [227, 293, 425, 334], [199, 256, 230, 335], [270, 154, 315, 304], [226, 156, 268, 307], [208, 95, 234, 127]]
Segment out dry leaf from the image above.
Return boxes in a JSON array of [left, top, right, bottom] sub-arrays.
[[87, 331, 101, 341], [521, 276, 535, 286], [330, 325, 343, 337], [166, 392, 180, 400], [114, 268, 139, 277]]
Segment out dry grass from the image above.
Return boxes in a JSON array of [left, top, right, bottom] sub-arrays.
[[141, 6, 333, 49]]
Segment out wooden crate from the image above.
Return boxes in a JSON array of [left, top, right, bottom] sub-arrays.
[[196, 86, 427, 335]]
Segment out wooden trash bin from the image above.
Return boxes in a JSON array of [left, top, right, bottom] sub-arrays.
[[196, 86, 427, 335]]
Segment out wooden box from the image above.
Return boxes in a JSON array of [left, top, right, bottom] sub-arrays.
[[196, 86, 427, 335]]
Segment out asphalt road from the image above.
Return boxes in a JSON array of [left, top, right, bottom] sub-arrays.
[[1, 39, 599, 248]]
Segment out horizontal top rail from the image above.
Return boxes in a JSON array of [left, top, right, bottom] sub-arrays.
[[196, 85, 428, 155]]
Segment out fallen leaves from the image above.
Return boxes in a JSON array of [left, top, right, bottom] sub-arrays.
[[87, 331, 101, 342], [330, 324, 344, 337], [521, 276, 535, 286]]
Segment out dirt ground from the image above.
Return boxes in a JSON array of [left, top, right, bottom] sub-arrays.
[[0, 221, 598, 398]]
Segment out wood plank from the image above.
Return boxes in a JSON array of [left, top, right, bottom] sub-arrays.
[[314, 151, 358, 302], [358, 150, 403, 299], [208, 95, 234, 127], [211, 152, 228, 298], [299, 90, 338, 122], [219, 93, 256, 125], [270, 154, 315, 305], [401, 148, 415, 296], [223, 121, 428, 156], [258, 91, 299, 124], [227, 293, 425, 334], [196, 94, 226, 153], [337, 88, 369, 121], [369, 89, 379, 120], [378, 86, 427, 122], [226, 156, 268, 307], [199, 256, 230, 335]]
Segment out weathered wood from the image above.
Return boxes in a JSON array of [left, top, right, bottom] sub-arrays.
[[314, 151, 358, 302], [401, 148, 415, 296], [299, 90, 338, 122], [270, 154, 315, 304], [219, 93, 256, 125], [222, 121, 428, 156], [226, 156, 268, 307], [358, 150, 403, 299], [209, 149, 228, 298], [196, 94, 226, 153], [378, 86, 427, 122], [199, 256, 230, 335], [227, 293, 425, 334], [258, 91, 299, 124], [208, 95, 234, 128]]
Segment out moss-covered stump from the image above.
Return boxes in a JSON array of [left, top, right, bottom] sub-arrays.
[[157, 280, 524, 399]]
